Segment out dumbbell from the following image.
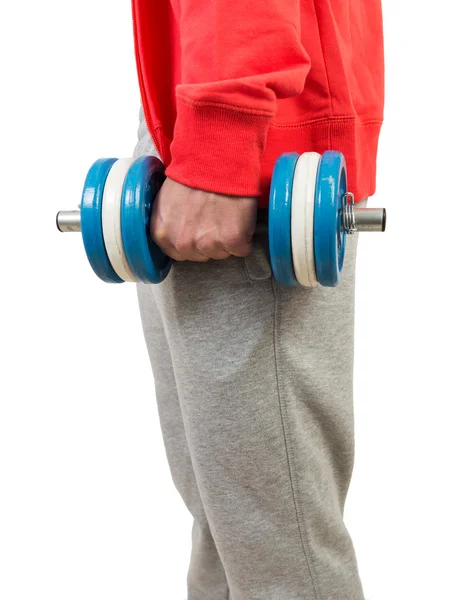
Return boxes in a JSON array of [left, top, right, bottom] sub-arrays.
[[56, 151, 386, 287]]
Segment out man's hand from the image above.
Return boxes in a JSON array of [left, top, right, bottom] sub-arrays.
[[150, 178, 258, 262]]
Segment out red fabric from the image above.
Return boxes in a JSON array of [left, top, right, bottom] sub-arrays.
[[132, 0, 384, 207]]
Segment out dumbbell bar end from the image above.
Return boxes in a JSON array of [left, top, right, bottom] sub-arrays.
[[352, 208, 386, 232], [252, 207, 386, 235], [57, 210, 81, 233]]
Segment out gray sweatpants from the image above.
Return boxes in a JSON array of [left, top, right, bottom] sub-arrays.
[[134, 116, 365, 600]]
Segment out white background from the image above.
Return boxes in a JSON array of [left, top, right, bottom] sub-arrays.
[[0, 1, 471, 598]]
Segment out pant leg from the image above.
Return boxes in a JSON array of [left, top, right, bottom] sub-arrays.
[[134, 117, 231, 599], [138, 229, 364, 600], [137, 286, 230, 599]]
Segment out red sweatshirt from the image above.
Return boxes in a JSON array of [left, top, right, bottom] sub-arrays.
[[132, 0, 384, 207]]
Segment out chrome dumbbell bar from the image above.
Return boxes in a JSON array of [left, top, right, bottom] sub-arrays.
[[56, 205, 386, 235]]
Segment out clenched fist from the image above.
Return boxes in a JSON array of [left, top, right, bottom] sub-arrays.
[[150, 178, 258, 262]]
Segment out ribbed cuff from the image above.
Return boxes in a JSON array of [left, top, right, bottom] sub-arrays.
[[165, 95, 274, 197]]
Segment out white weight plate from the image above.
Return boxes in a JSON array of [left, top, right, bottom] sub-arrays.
[[101, 158, 138, 282], [291, 152, 321, 287]]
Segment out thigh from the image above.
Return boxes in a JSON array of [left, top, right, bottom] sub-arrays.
[[138, 284, 231, 600], [137, 284, 202, 511], [147, 230, 364, 599]]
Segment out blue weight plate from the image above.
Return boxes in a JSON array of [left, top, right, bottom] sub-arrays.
[[121, 156, 172, 284], [80, 158, 123, 283], [268, 152, 299, 287], [314, 151, 347, 287]]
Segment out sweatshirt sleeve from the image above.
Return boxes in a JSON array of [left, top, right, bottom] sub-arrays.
[[165, 0, 311, 197]]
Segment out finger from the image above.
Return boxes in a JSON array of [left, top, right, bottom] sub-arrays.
[[224, 239, 253, 258], [175, 244, 213, 262], [193, 237, 232, 261], [210, 251, 232, 260], [187, 249, 212, 263], [158, 235, 211, 262], [195, 244, 231, 261], [152, 233, 182, 261], [152, 227, 195, 262], [191, 255, 212, 263], [161, 244, 186, 261]]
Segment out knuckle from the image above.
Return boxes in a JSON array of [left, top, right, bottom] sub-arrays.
[[195, 240, 215, 255], [223, 235, 239, 250], [153, 227, 168, 247], [223, 227, 245, 245], [235, 244, 252, 258], [174, 237, 193, 256], [224, 231, 251, 252]]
